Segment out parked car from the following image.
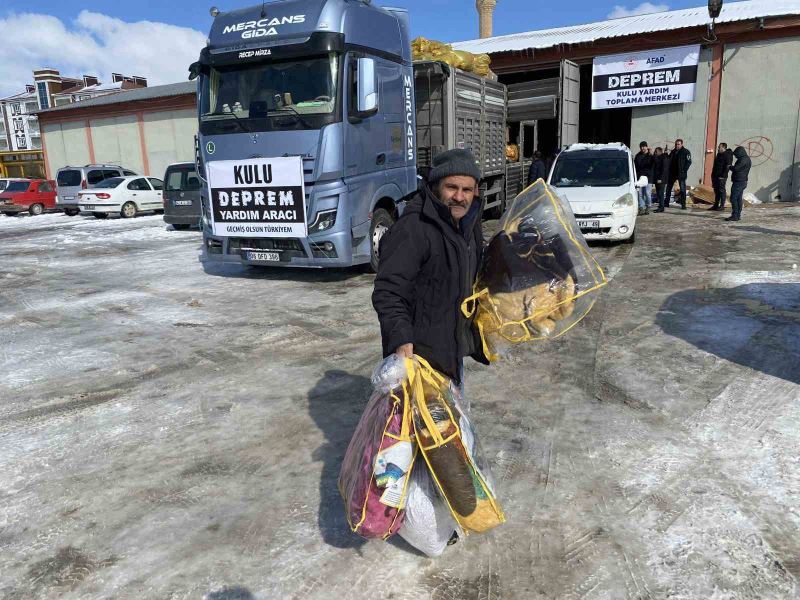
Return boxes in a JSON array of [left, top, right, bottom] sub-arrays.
[[77, 176, 164, 219], [547, 143, 644, 243], [56, 164, 138, 216], [163, 162, 202, 230], [0, 179, 58, 216]]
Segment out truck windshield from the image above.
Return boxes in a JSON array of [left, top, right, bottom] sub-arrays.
[[551, 153, 630, 188], [200, 53, 339, 134]]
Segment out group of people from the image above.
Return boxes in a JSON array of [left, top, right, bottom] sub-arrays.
[[634, 138, 752, 221]]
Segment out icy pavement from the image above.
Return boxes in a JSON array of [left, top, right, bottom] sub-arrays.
[[0, 206, 799, 599]]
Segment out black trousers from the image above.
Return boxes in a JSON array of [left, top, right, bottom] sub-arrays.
[[712, 177, 728, 209], [667, 177, 687, 207], [730, 180, 746, 220]]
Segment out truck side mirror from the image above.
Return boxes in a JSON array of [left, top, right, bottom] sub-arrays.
[[356, 58, 378, 116], [188, 62, 200, 81]]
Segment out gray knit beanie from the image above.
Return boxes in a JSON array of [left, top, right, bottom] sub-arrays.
[[428, 148, 481, 184]]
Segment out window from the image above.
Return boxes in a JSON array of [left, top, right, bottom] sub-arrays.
[[37, 82, 50, 109], [94, 177, 124, 189], [165, 168, 200, 191], [551, 152, 630, 188], [165, 170, 184, 191], [185, 174, 201, 191], [103, 169, 121, 180], [57, 170, 82, 187], [122, 170, 137, 176], [148, 178, 164, 190], [5, 181, 31, 192], [87, 170, 105, 185], [39, 182, 53, 192], [127, 178, 150, 191], [200, 53, 340, 134]]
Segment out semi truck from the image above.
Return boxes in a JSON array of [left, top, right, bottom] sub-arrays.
[[192, 0, 507, 270]]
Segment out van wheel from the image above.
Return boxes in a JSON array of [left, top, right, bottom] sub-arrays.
[[369, 208, 395, 273], [29, 203, 44, 216], [93, 212, 108, 219], [64, 208, 80, 216], [121, 202, 137, 218]]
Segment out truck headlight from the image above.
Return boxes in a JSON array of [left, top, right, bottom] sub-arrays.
[[612, 193, 635, 210], [309, 209, 337, 233]]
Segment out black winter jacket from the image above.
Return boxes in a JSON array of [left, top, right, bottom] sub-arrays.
[[712, 149, 734, 179], [669, 146, 692, 179], [730, 147, 752, 183], [634, 151, 655, 183], [528, 159, 547, 183], [653, 153, 670, 185], [372, 186, 489, 383]]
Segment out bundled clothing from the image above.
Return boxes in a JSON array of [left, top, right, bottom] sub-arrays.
[[728, 147, 752, 221], [711, 148, 734, 210], [372, 185, 488, 383]]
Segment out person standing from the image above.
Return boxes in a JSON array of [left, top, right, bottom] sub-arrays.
[[653, 147, 670, 212], [633, 141, 655, 215], [667, 138, 692, 210], [711, 143, 734, 211], [726, 146, 752, 222], [372, 148, 489, 384], [527, 150, 547, 184]]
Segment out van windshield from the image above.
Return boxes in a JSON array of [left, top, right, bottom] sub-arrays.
[[551, 152, 630, 188], [200, 53, 340, 134], [57, 170, 82, 186]]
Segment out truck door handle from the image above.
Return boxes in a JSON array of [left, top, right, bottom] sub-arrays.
[[376, 153, 386, 165]]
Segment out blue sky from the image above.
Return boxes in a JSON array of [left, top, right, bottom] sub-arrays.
[[1, 0, 708, 97]]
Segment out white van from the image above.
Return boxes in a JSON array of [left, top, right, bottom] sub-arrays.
[[547, 143, 645, 243]]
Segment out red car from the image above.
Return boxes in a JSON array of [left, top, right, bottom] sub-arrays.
[[0, 179, 58, 216]]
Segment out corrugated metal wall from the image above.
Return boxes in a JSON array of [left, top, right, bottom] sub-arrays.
[[717, 37, 800, 202], [90, 116, 145, 174], [629, 48, 712, 187], [41, 106, 196, 178], [42, 121, 91, 175]]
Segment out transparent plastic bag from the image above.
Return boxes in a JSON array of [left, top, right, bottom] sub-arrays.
[[408, 357, 505, 534], [462, 179, 607, 361], [399, 456, 459, 557], [338, 355, 417, 540]]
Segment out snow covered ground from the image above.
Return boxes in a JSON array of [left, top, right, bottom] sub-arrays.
[[0, 206, 799, 599]]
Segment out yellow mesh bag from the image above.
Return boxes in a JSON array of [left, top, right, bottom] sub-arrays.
[[411, 37, 492, 78], [462, 180, 607, 361], [407, 357, 505, 534]]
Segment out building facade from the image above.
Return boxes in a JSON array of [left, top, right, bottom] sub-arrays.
[[0, 69, 147, 177], [456, 0, 800, 202], [37, 81, 197, 180]]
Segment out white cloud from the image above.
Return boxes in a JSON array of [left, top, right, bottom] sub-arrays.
[[0, 11, 205, 98], [607, 2, 670, 19]]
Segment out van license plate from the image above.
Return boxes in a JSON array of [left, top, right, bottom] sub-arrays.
[[577, 220, 600, 229], [174, 200, 192, 206], [64, 196, 74, 201], [246, 251, 280, 262]]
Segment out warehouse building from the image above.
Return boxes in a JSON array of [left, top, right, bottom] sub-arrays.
[[36, 81, 197, 181], [456, 0, 800, 202]]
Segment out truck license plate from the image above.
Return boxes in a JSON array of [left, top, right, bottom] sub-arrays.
[[246, 251, 280, 262], [174, 200, 192, 206], [577, 220, 600, 229]]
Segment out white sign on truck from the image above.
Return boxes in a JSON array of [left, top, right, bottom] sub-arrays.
[[207, 157, 306, 238], [592, 45, 700, 110]]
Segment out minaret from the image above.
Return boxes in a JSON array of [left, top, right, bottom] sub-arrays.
[[476, 0, 497, 38]]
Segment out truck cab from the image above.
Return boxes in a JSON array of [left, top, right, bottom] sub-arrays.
[[194, 0, 416, 270]]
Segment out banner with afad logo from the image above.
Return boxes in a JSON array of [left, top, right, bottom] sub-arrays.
[[592, 45, 700, 110]]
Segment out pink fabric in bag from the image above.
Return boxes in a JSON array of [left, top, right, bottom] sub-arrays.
[[338, 358, 415, 540]]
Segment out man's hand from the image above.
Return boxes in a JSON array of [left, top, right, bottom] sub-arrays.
[[394, 343, 414, 358]]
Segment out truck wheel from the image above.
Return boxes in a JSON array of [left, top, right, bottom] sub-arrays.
[[93, 212, 108, 219], [29, 203, 44, 216], [369, 208, 394, 272], [64, 208, 80, 216], [120, 202, 137, 219]]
